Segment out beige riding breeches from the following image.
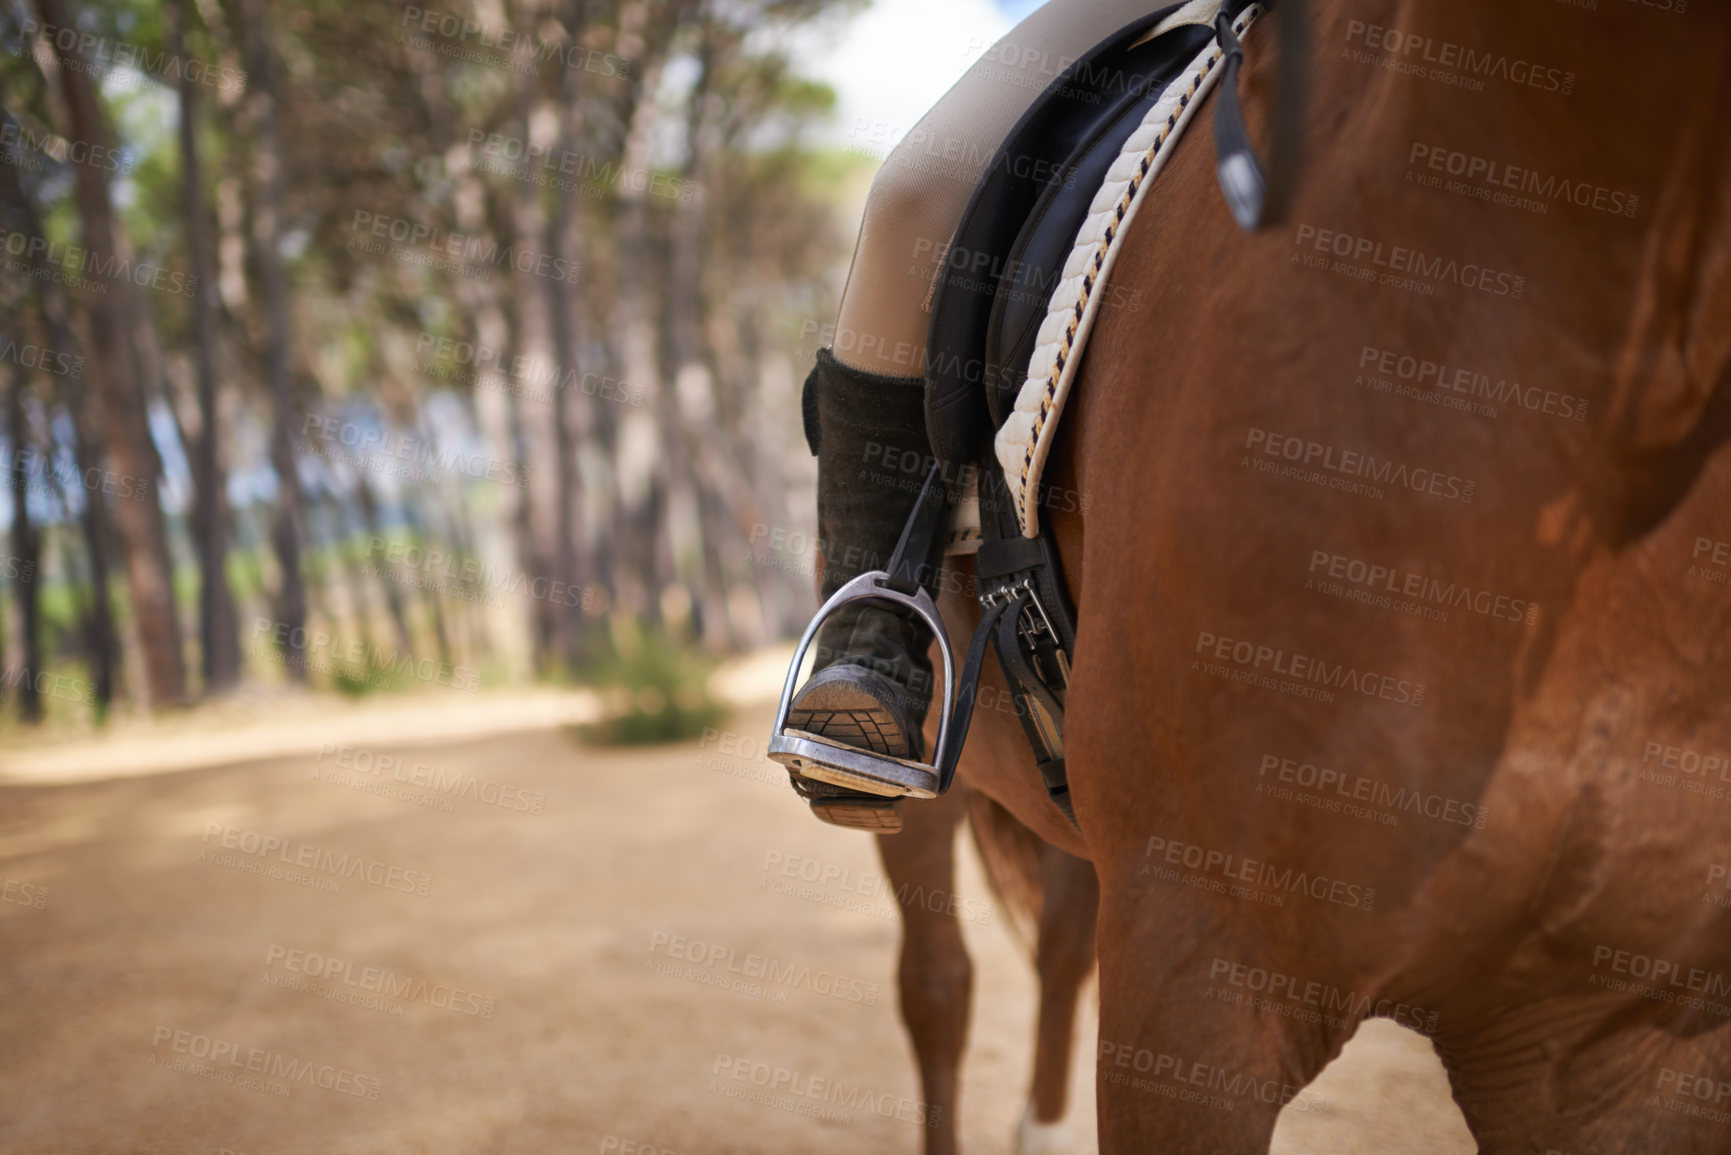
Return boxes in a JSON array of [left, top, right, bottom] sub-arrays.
[[833, 0, 1164, 377]]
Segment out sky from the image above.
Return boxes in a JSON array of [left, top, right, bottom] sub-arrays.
[[0, 0, 1052, 536], [791, 0, 1043, 150]]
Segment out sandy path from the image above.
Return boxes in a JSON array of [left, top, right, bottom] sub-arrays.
[[0, 697, 1477, 1154]]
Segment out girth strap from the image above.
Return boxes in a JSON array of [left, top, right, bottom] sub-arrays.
[[881, 463, 1081, 829], [995, 589, 1076, 825], [973, 468, 1081, 829]]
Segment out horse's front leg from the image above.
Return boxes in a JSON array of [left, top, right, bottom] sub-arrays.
[[1092, 878, 1305, 1155], [876, 786, 972, 1155]]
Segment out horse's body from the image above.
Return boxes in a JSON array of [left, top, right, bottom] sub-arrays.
[[936, 1, 1731, 1150]]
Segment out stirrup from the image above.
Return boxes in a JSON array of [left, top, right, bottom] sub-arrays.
[[768, 570, 955, 800]]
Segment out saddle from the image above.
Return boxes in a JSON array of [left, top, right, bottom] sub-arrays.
[[771, 0, 1296, 827], [928, 1, 1228, 469]]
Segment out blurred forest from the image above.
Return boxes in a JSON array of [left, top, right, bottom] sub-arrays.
[[0, 0, 864, 727]]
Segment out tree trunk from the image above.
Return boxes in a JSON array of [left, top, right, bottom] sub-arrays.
[[547, 15, 585, 669], [0, 137, 119, 710], [613, 47, 672, 629], [4, 364, 42, 723], [44, 412, 117, 712], [400, 495, 450, 669], [507, 75, 563, 673], [353, 474, 414, 654], [236, 0, 307, 682], [32, 0, 186, 707], [172, 0, 241, 694], [505, 94, 564, 671], [667, 41, 737, 652], [447, 174, 533, 679]]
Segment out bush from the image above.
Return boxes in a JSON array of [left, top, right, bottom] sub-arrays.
[[570, 624, 726, 746]]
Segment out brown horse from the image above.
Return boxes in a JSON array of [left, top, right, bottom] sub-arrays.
[[930, 0, 1731, 1151], [878, 782, 1099, 1155]]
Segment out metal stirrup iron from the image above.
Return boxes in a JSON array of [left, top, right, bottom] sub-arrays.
[[770, 465, 1016, 801], [770, 468, 954, 799]]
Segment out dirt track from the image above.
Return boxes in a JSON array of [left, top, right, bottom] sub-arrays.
[[0, 696, 1478, 1154]]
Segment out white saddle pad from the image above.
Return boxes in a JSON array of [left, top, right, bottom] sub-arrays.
[[987, 1, 1264, 538]]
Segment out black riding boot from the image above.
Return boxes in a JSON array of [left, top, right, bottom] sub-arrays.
[[786, 348, 939, 833]]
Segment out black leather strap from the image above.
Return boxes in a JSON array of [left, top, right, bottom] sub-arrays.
[[994, 590, 1077, 825], [935, 595, 1013, 795], [1213, 0, 1304, 231], [882, 465, 951, 596], [1212, 10, 1266, 231], [995, 591, 1066, 727], [1040, 761, 1076, 825], [962, 468, 1082, 831]]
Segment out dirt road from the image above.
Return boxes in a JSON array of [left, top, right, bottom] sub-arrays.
[[0, 696, 1477, 1154]]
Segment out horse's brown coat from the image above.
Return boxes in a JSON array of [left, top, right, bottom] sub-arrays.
[[938, 2, 1731, 1150]]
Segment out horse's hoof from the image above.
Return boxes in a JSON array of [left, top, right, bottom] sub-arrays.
[[1015, 1106, 1076, 1155]]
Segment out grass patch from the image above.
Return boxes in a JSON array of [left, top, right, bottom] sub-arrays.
[[570, 622, 725, 746]]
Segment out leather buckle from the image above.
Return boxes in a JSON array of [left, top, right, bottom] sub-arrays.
[[981, 575, 1068, 691]]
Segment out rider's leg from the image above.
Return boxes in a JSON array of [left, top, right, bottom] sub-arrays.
[[834, 0, 1167, 377], [789, 0, 1158, 822]]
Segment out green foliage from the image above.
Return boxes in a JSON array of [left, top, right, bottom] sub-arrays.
[[330, 650, 403, 698], [570, 620, 726, 747], [1, 0, 862, 715]]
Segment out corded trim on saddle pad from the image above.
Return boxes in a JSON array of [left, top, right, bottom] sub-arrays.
[[996, 3, 1270, 537]]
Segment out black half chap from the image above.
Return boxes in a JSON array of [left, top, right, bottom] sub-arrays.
[[800, 347, 946, 728]]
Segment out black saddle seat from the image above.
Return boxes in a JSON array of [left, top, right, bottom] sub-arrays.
[[925, 2, 1254, 470]]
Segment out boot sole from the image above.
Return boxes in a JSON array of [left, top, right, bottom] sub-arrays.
[[808, 795, 904, 834], [786, 679, 915, 760]]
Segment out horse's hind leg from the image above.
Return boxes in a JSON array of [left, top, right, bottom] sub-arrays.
[[877, 785, 972, 1155], [1021, 848, 1100, 1153]]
